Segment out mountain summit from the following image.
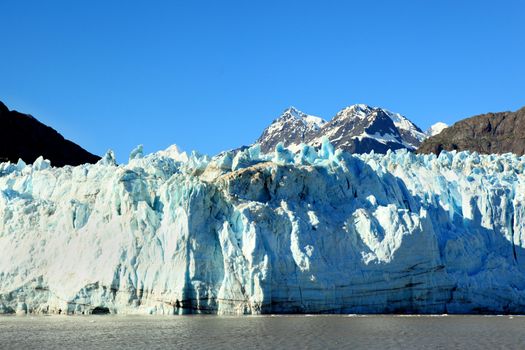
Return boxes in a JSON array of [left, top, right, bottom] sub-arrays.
[[256, 104, 426, 154], [255, 107, 326, 153]]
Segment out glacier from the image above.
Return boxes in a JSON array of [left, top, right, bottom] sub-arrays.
[[1, 141, 525, 315]]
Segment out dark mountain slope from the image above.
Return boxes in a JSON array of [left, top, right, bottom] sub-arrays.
[[417, 106, 525, 156], [0, 101, 100, 166]]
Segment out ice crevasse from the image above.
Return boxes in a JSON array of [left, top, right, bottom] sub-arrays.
[[1, 140, 525, 315]]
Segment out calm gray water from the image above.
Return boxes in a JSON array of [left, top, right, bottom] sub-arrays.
[[1, 315, 524, 349]]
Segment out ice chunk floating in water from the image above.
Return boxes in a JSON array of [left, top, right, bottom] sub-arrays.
[[1, 142, 525, 315]]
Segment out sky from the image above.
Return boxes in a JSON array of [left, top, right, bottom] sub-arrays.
[[1, 0, 524, 161]]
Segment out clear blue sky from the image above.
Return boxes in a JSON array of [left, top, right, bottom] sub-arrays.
[[1, 1, 524, 161]]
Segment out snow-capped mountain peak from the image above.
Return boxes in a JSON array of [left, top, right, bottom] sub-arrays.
[[282, 106, 326, 129], [426, 122, 448, 137], [281, 106, 304, 119], [255, 104, 429, 154], [308, 105, 408, 153], [335, 104, 374, 121], [332, 104, 425, 148], [256, 107, 327, 153]]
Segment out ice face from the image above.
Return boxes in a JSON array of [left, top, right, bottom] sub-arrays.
[[1, 143, 525, 315]]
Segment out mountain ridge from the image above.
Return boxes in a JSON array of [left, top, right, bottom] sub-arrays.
[[256, 104, 428, 154], [0, 101, 100, 167]]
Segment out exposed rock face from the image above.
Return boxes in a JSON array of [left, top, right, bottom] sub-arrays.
[[1, 143, 525, 315], [418, 107, 525, 156], [0, 101, 100, 166], [256, 105, 426, 154]]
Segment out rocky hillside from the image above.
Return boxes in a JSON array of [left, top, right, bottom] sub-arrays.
[[0, 101, 100, 166], [417, 106, 525, 156], [256, 104, 427, 154]]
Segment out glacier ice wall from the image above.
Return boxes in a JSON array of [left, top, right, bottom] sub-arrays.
[[1, 143, 525, 315]]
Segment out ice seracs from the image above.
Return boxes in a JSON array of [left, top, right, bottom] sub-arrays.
[[153, 144, 189, 162], [1, 143, 525, 315]]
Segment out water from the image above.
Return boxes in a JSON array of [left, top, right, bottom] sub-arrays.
[[1, 315, 524, 349]]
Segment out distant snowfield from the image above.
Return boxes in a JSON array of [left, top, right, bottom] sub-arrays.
[[426, 122, 448, 137], [1, 141, 525, 315]]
